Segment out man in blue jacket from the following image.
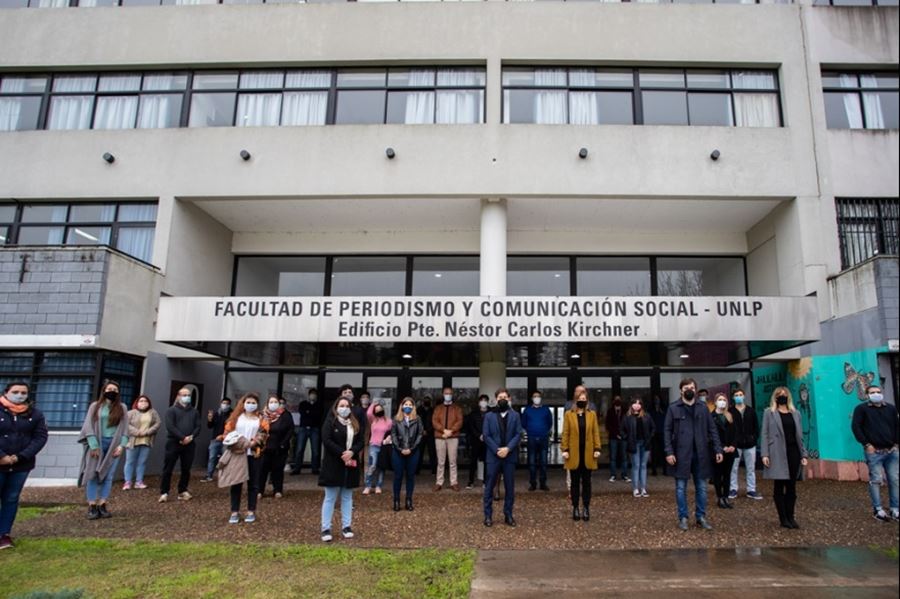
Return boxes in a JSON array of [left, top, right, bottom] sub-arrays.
[[664, 378, 723, 531], [483, 388, 522, 527], [521, 390, 553, 491]]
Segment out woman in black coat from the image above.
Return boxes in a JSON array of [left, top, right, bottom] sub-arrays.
[[318, 397, 364, 542], [260, 395, 294, 498], [621, 398, 656, 498], [0, 381, 48, 549], [711, 393, 738, 509]]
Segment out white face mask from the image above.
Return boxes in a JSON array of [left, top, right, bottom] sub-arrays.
[[179, 395, 192, 406], [479, 400, 489, 411], [337, 406, 351, 418], [137, 402, 150, 411], [7, 392, 28, 404], [220, 403, 230, 411], [716, 399, 728, 410], [244, 403, 258, 413], [268, 401, 280, 411], [869, 393, 884, 404], [532, 397, 542, 406], [443, 395, 453, 404]]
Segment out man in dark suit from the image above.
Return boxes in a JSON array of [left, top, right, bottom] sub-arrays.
[[482, 387, 522, 527]]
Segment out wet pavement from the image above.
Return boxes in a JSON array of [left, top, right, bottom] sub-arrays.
[[471, 546, 900, 598]]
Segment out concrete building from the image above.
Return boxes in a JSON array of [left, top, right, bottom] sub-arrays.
[[1, 0, 897, 484]]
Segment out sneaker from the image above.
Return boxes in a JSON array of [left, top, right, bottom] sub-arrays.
[[465, 483, 474, 490], [678, 517, 689, 531], [244, 513, 256, 524], [609, 476, 616, 483], [200, 477, 213, 483], [874, 509, 891, 522], [747, 491, 764, 500], [633, 489, 641, 498], [622, 476, 632, 483], [228, 513, 240, 525], [375, 487, 382, 495], [696, 517, 713, 530], [135, 482, 147, 490], [321, 529, 333, 543], [177, 491, 193, 501], [728, 490, 738, 500], [891, 509, 899, 522], [158, 493, 168, 503], [274, 492, 283, 499], [641, 489, 650, 498], [0, 535, 12, 550], [362, 487, 371, 495], [122, 482, 132, 491], [342, 527, 354, 539]]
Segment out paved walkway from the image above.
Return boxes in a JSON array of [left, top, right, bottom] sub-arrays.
[[471, 546, 900, 598]]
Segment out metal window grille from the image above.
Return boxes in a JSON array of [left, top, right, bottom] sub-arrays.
[[836, 198, 900, 269]]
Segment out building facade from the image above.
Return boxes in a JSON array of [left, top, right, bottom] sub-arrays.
[[1, 0, 897, 483]]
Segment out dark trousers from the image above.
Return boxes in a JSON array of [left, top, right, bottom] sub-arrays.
[[773, 478, 798, 518], [417, 434, 437, 474], [160, 439, 195, 495], [527, 435, 549, 485], [468, 441, 485, 485], [391, 448, 420, 500], [230, 456, 261, 512], [650, 434, 666, 475], [260, 449, 288, 494], [294, 426, 321, 472], [713, 454, 736, 499], [484, 456, 516, 519], [570, 466, 593, 509]]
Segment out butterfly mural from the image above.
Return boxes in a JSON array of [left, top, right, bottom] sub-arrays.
[[841, 363, 876, 402]]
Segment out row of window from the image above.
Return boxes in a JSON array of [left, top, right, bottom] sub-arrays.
[[835, 198, 899, 269], [0, 202, 158, 264], [0, 0, 796, 7], [822, 71, 900, 130], [233, 255, 748, 298]]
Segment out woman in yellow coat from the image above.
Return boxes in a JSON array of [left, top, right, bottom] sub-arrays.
[[561, 390, 602, 522]]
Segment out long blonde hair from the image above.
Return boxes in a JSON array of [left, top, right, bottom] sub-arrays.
[[768, 386, 796, 412], [394, 396, 418, 421], [569, 390, 589, 413], [713, 393, 733, 423]]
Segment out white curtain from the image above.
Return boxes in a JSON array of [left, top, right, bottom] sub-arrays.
[[285, 71, 331, 89], [733, 94, 780, 127], [0, 79, 25, 132], [534, 69, 567, 124], [239, 72, 285, 90], [37, 0, 69, 7], [116, 228, 155, 264], [236, 93, 282, 127], [173, 0, 217, 4], [94, 96, 138, 129], [281, 91, 328, 126], [402, 70, 435, 124], [569, 92, 598, 125], [78, 0, 99, 6], [860, 75, 885, 129], [731, 71, 776, 90], [436, 91, 481, 124], [436, 70, 481, 87], [48, 76, 95, 130], [138, 95, 178, 129], [143, 74, 184, 91]]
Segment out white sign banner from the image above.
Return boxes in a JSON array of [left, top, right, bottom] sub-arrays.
[[156, 296, 820, 343]]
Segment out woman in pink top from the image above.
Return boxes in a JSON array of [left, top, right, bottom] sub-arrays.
[[363, 398, 393, 495]]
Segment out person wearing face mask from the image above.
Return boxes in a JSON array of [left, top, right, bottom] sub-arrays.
[[465, 395, 490, 489], [664, 378, 723, 531], [260, 395, 293, 499], [292, 388, 323, 476], [432, 387, 463, 492], [363, 398, 392, 495], [319, 397, 364, 542], [123, 395, 161, 491], [0, 382, 48, 550], [562, 391, 602, 521], [220, 393, 270, 524], [522, 390, 553, 492], [391, 397, 424, 511], [699, 390, 713, 413], [79, 380, 130, 520], [711, 393, 737, 510], [728, 387, 762, 501], [482, 388, 522, 527], [622, 397, 655, 498], [202, 397, 232, 483], [761, 387, 808, 529], [158, 387, 201, 504], [605, 396, 630, 483], [851, 384, 899, 522]]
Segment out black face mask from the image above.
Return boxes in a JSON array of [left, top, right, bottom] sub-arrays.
[[682, 390, 695, 401], [776, 395, 788, 406], [103, 391, 119, 401], [576, 401, 587, 409], [374, 410, 384, 417], [497, 399, 509, 412]]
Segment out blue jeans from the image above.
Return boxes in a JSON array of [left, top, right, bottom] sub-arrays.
[[295, 426, 321, 472], [86, 437, 120, 503], [729, 446, 757, 494], [365, 445, 385, 489], [123, 445, 151, 484], [0, 470, 30, 536], [206, 439, 224, 478], [630, 441, 649, 492], [866, 448, 899, 512], [609, 438, 627, 478], [321, 486, 353, 531], [392, 448, 420, 500], [675, 456, 708, 520], [527, 435, 549, 485]]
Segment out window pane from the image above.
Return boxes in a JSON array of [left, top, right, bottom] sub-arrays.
[[502, 69, 536, 87], [388, 69, 436, 88], [52, 76, 96, 93], [0, 77, 47, 94], [285, 71, 331, 89], [66, 226, 111, 246], [142, 74, 188, 91], [0, 227, 8, 245], [595, 70, 635, 88], [192, 73, 239, 90], [0, 97, 42, 131], [98, 74, 141, 92], [239, 72, 285, 89], [688, 93, 733, 126], [93, 96, 139, 130], [335, 90, 385, 124], [863, 73, 899, 89], [731, 71, 777, 90], [508, 257, 570, 296], [0, 205, 15, 221], [386, 91, 435, 124], [22, 205, 67, 223], [436, 69, 485, 87], [639, 70, 685, 88], [17, 226, 65, 245], [863, 91, 899, 129], [137, 94, 183, 129], [596, 91, 633, 124], [503, 89, 566, 124], [281, 91, 328, 126], [117, 203, 158, 222], [234, 257, 326, 296], [35, 377, 93, 429], [821, 73, 851, 88], [47, 96, 94, 130], [330, 256, 406, 297], [236, 93, 282, 127], [577, 257, 651, 296], [687, 70, 730, 89], [824, 92, 863, 129], [734, 93, 780, 127], [69, 205, 115, 222], [116, 227, 155, 263], [188, 93, 236, 127], [436, 90, 483, 124], [412, 256, 479, 296], [641, 91, 688, 125], [656, 257, 745, 296], [226, 371, 278, 403], [336, 70, 387, 88]]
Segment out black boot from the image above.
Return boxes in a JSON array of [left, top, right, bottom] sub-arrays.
[[717, 497, 727, 509], [572, 506, 581, 521], [87, 505, 100, 520], [785, 495, 799, 529], [582, 506, 590, 522], [98, 503, 111, 518], [405, 497, 414, 511], [393, 498, 401, 512], [774, 496, 790, 528]]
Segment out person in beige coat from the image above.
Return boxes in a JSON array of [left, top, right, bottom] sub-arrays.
[[217, 431, 251, 524], [123, 395, 161, 491], [561, 390, 602, 522]]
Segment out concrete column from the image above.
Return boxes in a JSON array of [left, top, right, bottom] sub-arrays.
[[479, 198, 507, 397]]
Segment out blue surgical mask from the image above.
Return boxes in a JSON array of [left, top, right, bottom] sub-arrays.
[[7, 392, 27, 404], [179, 395, 192, 406], [733, 395, 744, 404], [402, 406, 413, 415], [244, 403, 258, 413], [869, 393, 884, 404], [337, 407, 351, 418]]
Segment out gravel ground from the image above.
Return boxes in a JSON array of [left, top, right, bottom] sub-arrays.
[[17, 469, 900, 550]]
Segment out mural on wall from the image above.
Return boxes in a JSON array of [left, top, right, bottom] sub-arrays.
[[841, 362, 877, 402], [788, 358, 818, 459]]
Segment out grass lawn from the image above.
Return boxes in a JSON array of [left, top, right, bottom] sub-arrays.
[[15, 506, 78, 523], [0, 538, 475, 599]]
